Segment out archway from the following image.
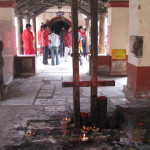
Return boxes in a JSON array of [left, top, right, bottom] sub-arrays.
[[47, 16, 71, 34]]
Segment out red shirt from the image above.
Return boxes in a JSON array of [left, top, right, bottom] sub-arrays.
[[22, 28, 34, 55], [38, 29, 42, 45], [64, 31, 72, 47], [41, 29, 49, 47]]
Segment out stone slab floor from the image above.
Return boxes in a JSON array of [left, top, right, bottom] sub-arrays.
[[0, 56, 150, 150]]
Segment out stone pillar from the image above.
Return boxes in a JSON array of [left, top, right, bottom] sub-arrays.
[[0, 1, 17, 85], [124, 0, 150, 98], [105, 1, 129, 75], [24, 15, 30, 25], [32, 17, 37, 55], [85, 18, 90, 53], [17, 15, 23, 55], [99, 14, 106, 54]]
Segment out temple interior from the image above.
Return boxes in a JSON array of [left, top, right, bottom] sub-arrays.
[[0, 0, 150, 149]]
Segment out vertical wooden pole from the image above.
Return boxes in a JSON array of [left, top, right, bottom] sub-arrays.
[[90, 0, 98, 127], [72, 0, 80, 128]]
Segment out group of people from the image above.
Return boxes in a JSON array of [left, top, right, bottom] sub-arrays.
[[38, 24, 60, 65], [22, 23, 86, 66], [60, 25, 86, 66]]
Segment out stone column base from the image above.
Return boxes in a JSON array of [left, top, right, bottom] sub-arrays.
[[123, 85, 150, 98]]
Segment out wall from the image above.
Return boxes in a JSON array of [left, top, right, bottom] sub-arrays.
[[128, 0, 150, 67], [89, 55, 111, 76], [109, 7, 129, 55], [0, 8, 17, 84]]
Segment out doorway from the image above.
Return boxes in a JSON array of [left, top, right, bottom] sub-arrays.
[[50, 20, 70, 35]]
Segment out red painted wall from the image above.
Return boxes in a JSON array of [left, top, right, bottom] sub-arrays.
[[127, 63, 150, 92], [89, 55, 110, 75]]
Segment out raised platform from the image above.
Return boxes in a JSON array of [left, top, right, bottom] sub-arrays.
[[111, 106, 150, 142], [14, 55, 36, 77], [123, 85, 150, 98]]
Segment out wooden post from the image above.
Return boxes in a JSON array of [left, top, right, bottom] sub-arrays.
[[72, 0, 80, 128], [90, 0, 98, 127]]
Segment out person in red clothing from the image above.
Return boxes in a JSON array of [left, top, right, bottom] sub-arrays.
[[22, 24, 35, 55], [64, 27, 72, 62], [38, 25, 44, 55], [41, 24, 49, 65]]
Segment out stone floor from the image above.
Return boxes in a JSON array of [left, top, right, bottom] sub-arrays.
[[0, 56, 150, 150]]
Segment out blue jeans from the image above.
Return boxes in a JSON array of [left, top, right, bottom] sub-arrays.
[[79, 54, 83, 66], [51, 46, 60, 65], [42, 46, 48, 64], [60, 42, 64, 57]]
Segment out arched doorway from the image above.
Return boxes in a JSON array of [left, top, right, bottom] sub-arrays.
[[47, 16, 71, 34]]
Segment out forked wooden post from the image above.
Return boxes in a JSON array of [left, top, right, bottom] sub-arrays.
[[63, 0, 115, 128], [71, 0, 80, 128]]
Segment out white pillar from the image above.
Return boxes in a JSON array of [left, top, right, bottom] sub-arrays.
[[124, 0, 150, 98], [17, 15, 23, 55], [24, 15, 30, 25], [99, 13, 106, 54], [0, 1, 17, 84], [105, 1, 129, 75]]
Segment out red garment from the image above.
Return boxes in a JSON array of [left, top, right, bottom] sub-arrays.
[[38, 29, 43, 54], [41, 29, 49, 47], [82, 32, 86, 37], [78, 30, 84, 37], [22, 28, 34, 55], [64, 31, 72, 47]]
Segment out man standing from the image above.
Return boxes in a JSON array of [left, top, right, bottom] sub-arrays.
[[59, 26, 65, 57], [22, 24, 35, 55], [64, 27, 72, 62], [41, 24, 49, 65], [49, 29, 60, 65], [78, 26, 83, 66], [38, 25, 44, 55], [82, 28, 86, 57]]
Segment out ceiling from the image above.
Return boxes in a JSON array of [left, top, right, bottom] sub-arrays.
[[15, 0, 108, 18]]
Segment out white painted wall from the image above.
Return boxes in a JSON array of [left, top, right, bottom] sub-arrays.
[[128, 0, 150, 66], [0, 8, 17, 84], [0, 8, 15, 23], [108, 7, 129, 55]]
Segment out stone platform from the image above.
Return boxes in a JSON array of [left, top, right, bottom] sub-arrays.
[[111, 106, 150, 143], [4, 119, 141, 150]]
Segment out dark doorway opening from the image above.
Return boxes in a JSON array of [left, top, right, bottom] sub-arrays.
[[49, 20, 70, 35]]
